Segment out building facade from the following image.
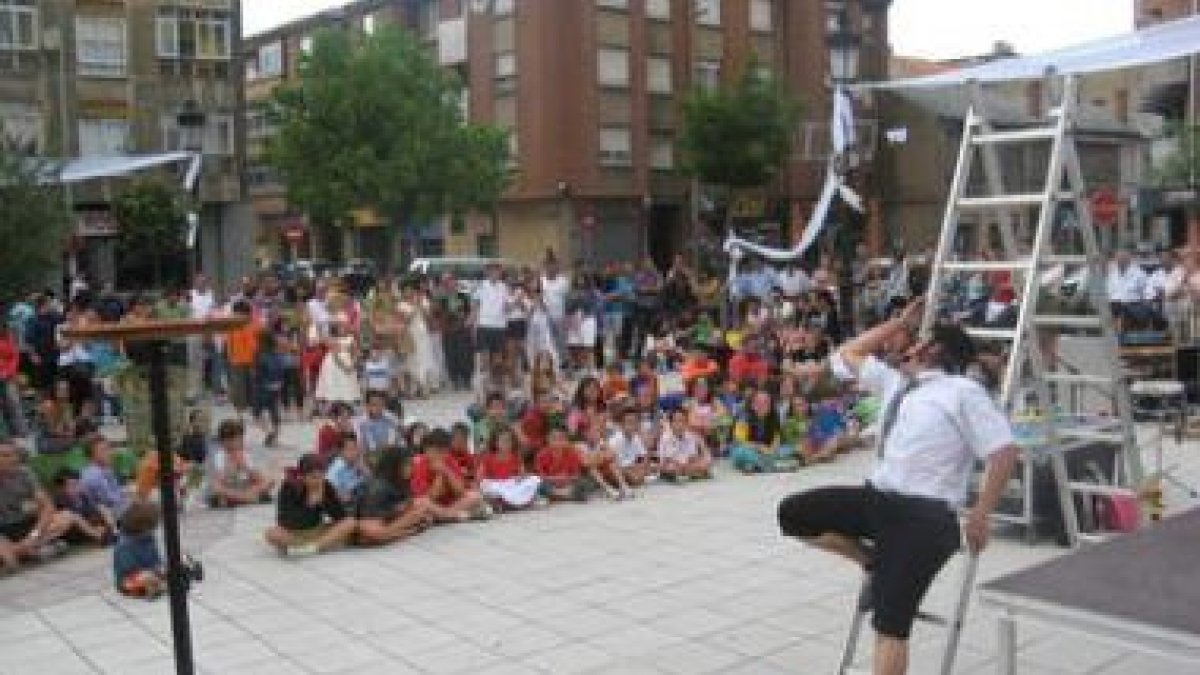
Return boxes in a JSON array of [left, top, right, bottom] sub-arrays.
[[0, 0, 251, 290], [244, 0, 891, 270]]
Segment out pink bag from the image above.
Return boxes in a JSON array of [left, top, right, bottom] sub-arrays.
[[1095, 492, 1141, 532]]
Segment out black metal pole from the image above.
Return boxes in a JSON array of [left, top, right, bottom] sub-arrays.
[[147, 341, 195, 675]]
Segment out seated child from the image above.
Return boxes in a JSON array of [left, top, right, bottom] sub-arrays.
[[52, 468, 113, 545], [601, 363, 630, 405], [112, 500, 165, 599], [133, 449, 189, 504], [680, 347, 719, 389], [632, 384, 664, 466], [266, 454, 358, 556], [780, 396, 812, 462], [807, 399, 853, 463], [325, 433, 371, 506], [473, 391, 519, 451], [79, 435, 130, 522], [478, 426, 544, 510], [316, 402, 356, 462], [576, 416, 632, 501], [207, 419, 275, 508], [448, 422, 478, 484], [409, 429, 488, 522], [607, 407, 649, 488], [520, 389, 564, 463], [730, 390, 798, 473], [534, 427, 589, 502], [356, 447, 434, 546], [657, 409, 713, 481]]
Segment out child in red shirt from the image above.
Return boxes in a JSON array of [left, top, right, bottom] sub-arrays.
[[409, 429, 488, 521], [315, 402, 355, 462], [478, 426, 544, 510], [535, 427, 588, 502], [520, 391, 563, 461], [448, 422, 478, 484]]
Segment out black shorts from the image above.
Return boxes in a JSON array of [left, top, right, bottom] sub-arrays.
[[0, 517, 37, 542], [777, 484, 961, 639], [476, 327, 508, 355], [507, 320, 528, 341]]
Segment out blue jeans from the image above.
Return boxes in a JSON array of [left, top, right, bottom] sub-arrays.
[[730, 443, 796, 472]]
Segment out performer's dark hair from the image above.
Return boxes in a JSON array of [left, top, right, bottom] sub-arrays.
[[929, 322, 977, 375]]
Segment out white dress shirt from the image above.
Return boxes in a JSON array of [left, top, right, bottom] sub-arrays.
[[473, 279, 510, 329], [658, 428, 703, 464], [1106, 262, 1148, 303], [841, 354, 1013, 507], [608, 430, 647, 468]]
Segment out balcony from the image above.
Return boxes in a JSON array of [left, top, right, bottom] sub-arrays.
[[437, 18, 467, 66]]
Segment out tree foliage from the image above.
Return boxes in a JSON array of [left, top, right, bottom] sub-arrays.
[[112, 179, 187, 289], [0, 144, 70, 302], [679, 65, 802, 190], [1154, 122, 1200, 187], [266, 26, 511, 261]]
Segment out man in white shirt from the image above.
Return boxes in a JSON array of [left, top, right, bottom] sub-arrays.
[[1106, 250, 1152, 330], [778, 300, 1018, 675], [186, 274, 218, 399], [539, 255, 571, 357], [472, 262, 512, 380], [1145, 250, 1185, 334]]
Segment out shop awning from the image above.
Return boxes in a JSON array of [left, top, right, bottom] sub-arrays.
[[52, 152, 202, 189], [857, 13, 1200, 90]]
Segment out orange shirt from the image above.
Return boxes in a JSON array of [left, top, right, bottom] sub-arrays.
[[227, 325, 260, 367], [681, 356, 719, 386]]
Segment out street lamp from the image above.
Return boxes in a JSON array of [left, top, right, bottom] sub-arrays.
[[177, 100, 206, 280], [825, 3, 863, 335]]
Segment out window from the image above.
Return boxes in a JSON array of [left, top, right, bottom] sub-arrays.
[[646, 0, 670, 20], [258, 42, 283, 78], [650, 135, 674, 170], [300, 35, 313, 55], [695, 60, 720, 89], [597, 48, 629, 87], [363, 13, 376, 35], [696, 0, 721, 26], [76, 17, 127, 78], [598, 127, 632, 166], [0, 102, 41, 152], [495, 51, 516, 78], [647, 57, 672, 94], [78, 119, 129, 157], [160, 113, 235, 156], [155, 7, 231, 60], [0, 0, 36, 50], [750, 0, 772, 32], [493, 0, 515, 15], [597, 0, 628, 8]]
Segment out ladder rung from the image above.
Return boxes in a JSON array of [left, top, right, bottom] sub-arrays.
[[1057, 427, 1124, 443], [914, 610, 950, 626], [1032, 315, 1103, 328], [1067, 482, 1136, 498], [942, 260, 1032, 272], [1044, 254, 1093, 265], [965, 327, 1016, 341], [1043, 372, 1112, 386], [959, 194, 1045, 209], [972, 127, 1058, 145]]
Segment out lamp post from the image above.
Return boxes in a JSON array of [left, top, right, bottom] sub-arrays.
[[177, 100, 206, 282], [825, 3, 861, 335]]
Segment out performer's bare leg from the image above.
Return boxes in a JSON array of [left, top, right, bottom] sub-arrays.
[[809, 533, 872, 568], [874, 636, 907, 675]]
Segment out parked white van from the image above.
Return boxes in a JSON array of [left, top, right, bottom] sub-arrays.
[[408, 257, 518, 294]]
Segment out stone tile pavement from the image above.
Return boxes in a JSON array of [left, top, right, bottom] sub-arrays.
[[1, 391, 1198, 674]]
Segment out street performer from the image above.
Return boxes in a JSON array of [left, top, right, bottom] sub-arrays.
[[778, 299, 1018, 675]]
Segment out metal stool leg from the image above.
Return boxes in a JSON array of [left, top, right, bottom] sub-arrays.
[[939, 552, 980, 675], [837, 575, 872, 675]]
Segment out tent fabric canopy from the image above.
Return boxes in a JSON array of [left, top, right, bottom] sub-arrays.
[[857, 13, 1200, 90], [55, 152, 198, 184]]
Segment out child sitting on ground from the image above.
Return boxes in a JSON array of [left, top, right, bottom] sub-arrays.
[[316, 402, 356, 462], [535, 427, 588, 502], [780, 395, 812, 463], [478, 426, 544, 511], [207, 419, 275, 508], [657, 409, 713, 481], [325, 433, 371, 507], [266, 454, 358, 556], [576, 417, 632, 501], [730, 390, 798, 473], [607, 406, 649, 489], [448, 422, 478, 484], [52, 468, 113, 546], [113, 500, 165, 599], [409, 429, 488, 522], [356, 447, 434, 546], [601, 362, 630, 405]]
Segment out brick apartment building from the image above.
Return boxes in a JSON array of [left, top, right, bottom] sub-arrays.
[[244, 0, 891, 270], [0, 0, 251, 289]]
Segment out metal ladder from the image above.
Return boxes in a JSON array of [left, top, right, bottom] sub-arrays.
[[918, 74, 1141, 547]]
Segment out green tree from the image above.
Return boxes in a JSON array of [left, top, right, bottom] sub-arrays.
[[0, 143, 70, 302], [1154, 122, 1200, 187], [266, 26, 511, 268], [112, 179, 187, 289], [679, 63, 802, 230]]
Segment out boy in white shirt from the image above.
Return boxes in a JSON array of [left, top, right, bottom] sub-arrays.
[[657, 409, 713, 481], [607, 407, 649, 488]]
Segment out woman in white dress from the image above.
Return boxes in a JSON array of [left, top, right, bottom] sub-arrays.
[[400, 286, 439, 397], [525, 287, 558, 373], [315, 319, 361, 406]]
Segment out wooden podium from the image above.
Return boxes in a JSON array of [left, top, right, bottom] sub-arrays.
[[64, 317, 248, 675]]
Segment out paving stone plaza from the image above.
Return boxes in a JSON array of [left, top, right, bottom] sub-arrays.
[[1, 391, 1197, 674]]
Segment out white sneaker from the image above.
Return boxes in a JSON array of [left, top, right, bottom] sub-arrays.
[[285, 543, 319, 557]]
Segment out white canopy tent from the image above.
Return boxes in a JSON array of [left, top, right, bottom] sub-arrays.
[[722, 13, 1200, 270], [54, 151, 202, 190]]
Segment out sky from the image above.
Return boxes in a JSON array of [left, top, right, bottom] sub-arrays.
[[243, 0, 1135, 61]]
